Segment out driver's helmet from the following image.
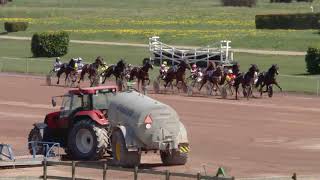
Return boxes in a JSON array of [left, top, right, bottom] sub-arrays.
[[163, 61, 167, 66], [56, 57, 60, 62], [192, 64, 197, 69], [128, 64, 132, 68], [78, 57, 83, 62], [228, 69, 233, 74]]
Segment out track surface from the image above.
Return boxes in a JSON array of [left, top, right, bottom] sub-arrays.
[[1, 74, 320, 179]]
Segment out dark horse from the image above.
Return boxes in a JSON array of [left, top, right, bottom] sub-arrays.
[[78, 56, 104, 86], [256, 64, 282, 97], [199, 61, 224, 93], [164, 60, 190, 91], [56, 59, 77, 85], [234, 64, 259, 100], [129, 59, 153, 91], [101, 59, 126, 86]]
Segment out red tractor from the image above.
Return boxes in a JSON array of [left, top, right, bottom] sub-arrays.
[[28, 86, 117, 160]]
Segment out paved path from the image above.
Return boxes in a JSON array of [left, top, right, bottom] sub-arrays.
[[0, 35, 306, 56]]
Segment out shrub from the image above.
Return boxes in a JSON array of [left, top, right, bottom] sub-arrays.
[[305, 47, 320, 74], [221, 0, 256, 7], [31, 31, 70, 57], [4, 22, 28, 32], [270, 0, 292, 2], [255, 13, 320, 29]]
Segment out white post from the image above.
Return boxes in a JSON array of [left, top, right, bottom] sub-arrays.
[[26, 58, 29, 74], [160, 43, 163, 65], [317, 79, 319, 96], [225, 41, 230, 62]]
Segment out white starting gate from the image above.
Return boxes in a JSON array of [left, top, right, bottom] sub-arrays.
[[149, 36, 234, 67]]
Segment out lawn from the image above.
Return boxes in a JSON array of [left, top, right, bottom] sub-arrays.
[[0, 0, 320, 51], [1, 39, 319, 94]]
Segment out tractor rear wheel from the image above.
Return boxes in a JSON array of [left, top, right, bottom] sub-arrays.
[[112, 130, 141, 167], [67, 119, 109, 160], [160, 149, 188, 165], [28, 127, 44, 155]]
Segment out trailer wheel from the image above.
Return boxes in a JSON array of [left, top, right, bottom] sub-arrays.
[[160, 150, 188, 165], [28, 127, 44, 155], [67, 119, 109, 160], [112, 130, 141, 167]]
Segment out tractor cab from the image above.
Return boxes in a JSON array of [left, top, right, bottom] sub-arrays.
[[52, 86, 117, 120]]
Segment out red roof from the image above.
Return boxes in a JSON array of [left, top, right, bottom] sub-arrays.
[[69, 86, 118, 95]]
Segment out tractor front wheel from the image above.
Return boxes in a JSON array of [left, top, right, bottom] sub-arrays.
[[67, 119, 109, 160], [28, 127, 44, 155]]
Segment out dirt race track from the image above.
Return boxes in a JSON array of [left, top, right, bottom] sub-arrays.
[[1, 73, 320, 179]]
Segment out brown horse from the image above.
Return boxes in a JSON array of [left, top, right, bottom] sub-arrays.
[[234, 64, 259, 100], [164, 60, 190, 91], [198, 64, 224, 94], [129, 59, 153, 91], [78, 57, 104, 86], [101, 59, 126, 91], [256, 64, 282, 97], [57, 59, 76, 84]]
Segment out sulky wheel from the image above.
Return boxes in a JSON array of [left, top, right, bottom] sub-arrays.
[[153, 80, 160, 94]]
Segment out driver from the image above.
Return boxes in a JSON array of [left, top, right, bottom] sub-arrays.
[[159, 61, 168, 79], [76, 57, 84, 72], [190, 64, 198, 78], [53, 57, 62, 72], [68, 58, 77, 71], [226, 69, 236, 84]]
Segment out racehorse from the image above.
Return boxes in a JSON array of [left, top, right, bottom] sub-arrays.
[[78, 57, 104, 86], [234, 64, 259, 100], [56, 62, 75, 85], [198, 65, 224, 94], [101, 59, 126, 87], [129, 59, 153, 91], [256, 64, 282, 97], [163, 60, 190, 91]]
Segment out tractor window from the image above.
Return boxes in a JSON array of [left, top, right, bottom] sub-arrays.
[[92, 92, 111, 109], [61, 95, 71, 111], [60, 95, 72, 118], [71, 94, 90, 111]]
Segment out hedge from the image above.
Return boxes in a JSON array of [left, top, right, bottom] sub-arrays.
[[31, 31, 70, 57], [4, 22, 28, 32], [305, 47, 320, 74], [221, 0, 256, 7], [271, 0, 312, 2], [255, 13, 320, 29]]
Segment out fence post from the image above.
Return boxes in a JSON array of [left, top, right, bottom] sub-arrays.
[[134, 166, 138, 180], [71, 161, 76, 180], [317, 79, 319, 96], [103, 162, 107, 180], [197, 172, 201, 180], [43, 159, 47, 180], [165, 170, 170, 180]]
